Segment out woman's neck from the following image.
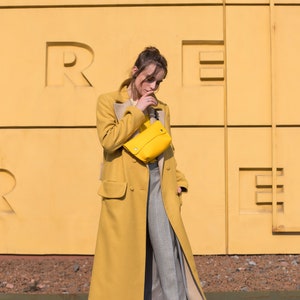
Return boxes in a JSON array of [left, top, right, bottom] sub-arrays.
[[127, 83, 140, 101]]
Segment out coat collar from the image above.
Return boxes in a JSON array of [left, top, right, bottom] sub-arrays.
[[114, 86, 165, 124], [116, 86, 164, 108]]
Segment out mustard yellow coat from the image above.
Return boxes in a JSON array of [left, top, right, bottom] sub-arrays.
[[88, 87, 206, 300]]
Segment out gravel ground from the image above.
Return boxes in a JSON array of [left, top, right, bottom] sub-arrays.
[[0, 254, 299, 294]]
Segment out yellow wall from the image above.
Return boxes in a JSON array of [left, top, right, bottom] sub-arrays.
[[1, 0, 300, 254]]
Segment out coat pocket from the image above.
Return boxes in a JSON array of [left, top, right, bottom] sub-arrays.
[[98, 180, 127, 200]]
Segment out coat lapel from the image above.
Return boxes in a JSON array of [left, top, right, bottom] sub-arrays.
[[114, 101, 131, 121], [113, 87, 132, 121], [149, 106, 165, 175]]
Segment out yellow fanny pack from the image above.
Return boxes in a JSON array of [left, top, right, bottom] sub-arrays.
[[123, 120, 171, 163]]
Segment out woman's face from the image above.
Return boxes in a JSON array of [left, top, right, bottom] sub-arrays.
[[132, 64, 166, 98]]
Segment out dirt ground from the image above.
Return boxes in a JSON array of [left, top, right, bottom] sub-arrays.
[[0, 254, 300, 294]]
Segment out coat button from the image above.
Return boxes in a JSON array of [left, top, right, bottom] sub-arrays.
[[166, 166, 171, 171], [129, 186, 134, 191]]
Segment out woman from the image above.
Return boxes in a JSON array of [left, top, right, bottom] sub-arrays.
[[89, 47, 206, 300]]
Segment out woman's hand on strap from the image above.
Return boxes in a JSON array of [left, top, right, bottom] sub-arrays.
[[177, 187, 182, 195]]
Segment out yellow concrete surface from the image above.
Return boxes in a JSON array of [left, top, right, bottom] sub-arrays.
[[1, 1, 300, 254], [0, 129, 101, 253]]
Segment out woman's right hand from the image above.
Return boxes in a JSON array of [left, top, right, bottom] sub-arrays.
[[135, 91, 158, 112]]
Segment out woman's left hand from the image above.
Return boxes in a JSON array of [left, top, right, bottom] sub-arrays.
[[177, 187, 182, 195]]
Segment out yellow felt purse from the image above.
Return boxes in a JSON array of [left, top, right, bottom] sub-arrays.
[[123, 120, 171, 163]]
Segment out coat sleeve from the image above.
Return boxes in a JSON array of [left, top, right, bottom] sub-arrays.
[[176, 169, 188, 192], [96, 93, 146, 153], [164, 104, 189, 192]]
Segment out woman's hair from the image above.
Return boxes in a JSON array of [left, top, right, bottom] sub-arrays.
[[120, 46, 168, 90]]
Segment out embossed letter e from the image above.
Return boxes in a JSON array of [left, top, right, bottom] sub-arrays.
[[46, 42, 94, 87]]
